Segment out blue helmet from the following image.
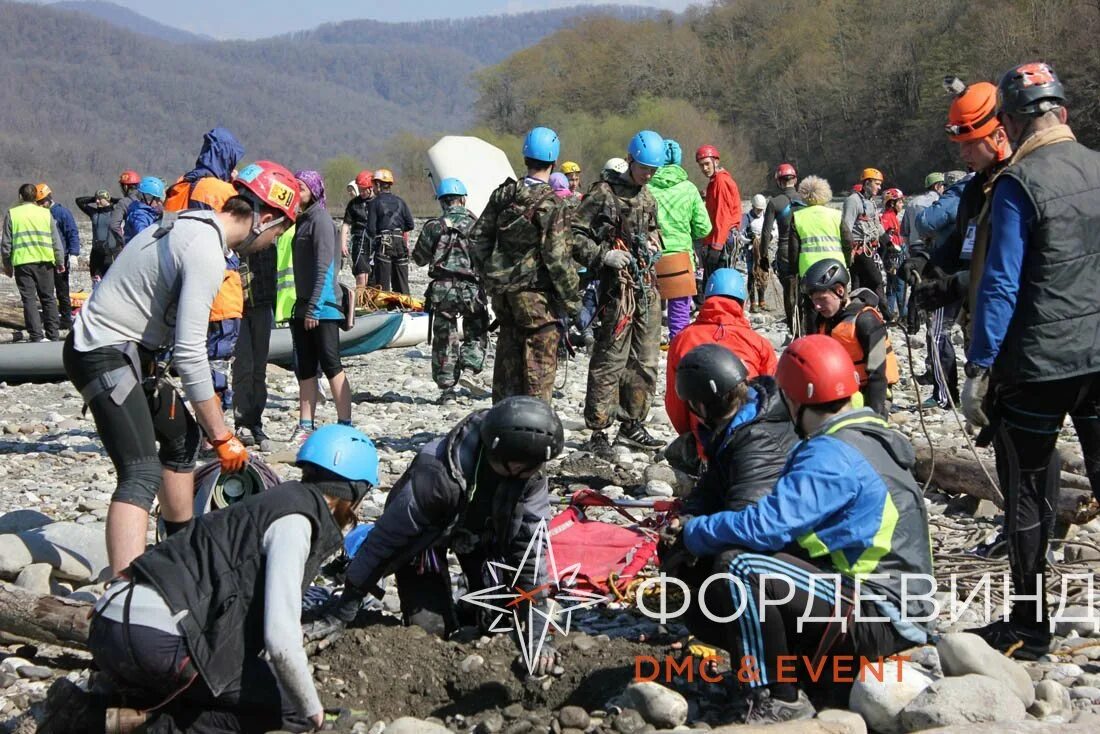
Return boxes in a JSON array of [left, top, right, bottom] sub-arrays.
[[137, 176, 166, 200], [628, 130, 665, 168], [296, 424, 379, 486], [664, 139, 682, 166], [435, 177, 467, 199], [522, 126, 560, 164], [704, 268, 748, 303]]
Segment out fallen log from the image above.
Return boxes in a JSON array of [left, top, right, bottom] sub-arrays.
[[914, 447, 1099, 525], [0, 580, 91, 648]]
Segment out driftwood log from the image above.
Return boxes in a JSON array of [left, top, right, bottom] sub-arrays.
[[913, 446, 1099, 525], [0, 580, 91, 648]]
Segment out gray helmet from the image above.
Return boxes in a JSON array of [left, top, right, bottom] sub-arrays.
[[480, 396, 564, 465], [998, 61, 1065, 117], [801, 258, 850, 295], [675, 344, 749, 423]]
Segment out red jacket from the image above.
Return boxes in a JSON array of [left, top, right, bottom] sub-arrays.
[[665, 296, 779, 435], [703, 169, 742, 248], [881, 209, 904, 249]]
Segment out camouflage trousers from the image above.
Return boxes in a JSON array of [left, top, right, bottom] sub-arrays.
[[491, 290, 560, 404], [585, 285, 661, 429], [429, 281, 489, 390]]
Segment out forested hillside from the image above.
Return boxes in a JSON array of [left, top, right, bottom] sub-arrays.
[[51, 1, 213, 42], [474, 0, 1100, 196]]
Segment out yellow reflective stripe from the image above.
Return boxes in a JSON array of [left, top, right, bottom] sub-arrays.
[[831, 492, 898, 577], [823, 414, 890, 435], [798, 531, 830, 558]]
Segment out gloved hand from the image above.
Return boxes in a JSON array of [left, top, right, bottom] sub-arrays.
[[912, 269, 966, 311], [602, 249, 632, 270], [961, 367, 990, 428], [900, 258, 924, 286], [302, 615, 346, 656], [211, 433, 248, 473]]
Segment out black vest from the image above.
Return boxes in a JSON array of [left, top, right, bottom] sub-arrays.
[[994, 140, 1100, 383], [130, 483, 343, 696]]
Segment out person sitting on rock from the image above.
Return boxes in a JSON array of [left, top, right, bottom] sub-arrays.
[[306, 396, 566, 677], [41, 426, 379, 734], [803, 258, 899, 417], [663, 335, 934, 724]]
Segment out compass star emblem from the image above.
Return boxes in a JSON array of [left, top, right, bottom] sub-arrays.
[[459, 519, 608, 674]]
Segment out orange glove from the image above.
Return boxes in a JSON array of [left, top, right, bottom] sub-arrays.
[[211, 433, 249, 474]]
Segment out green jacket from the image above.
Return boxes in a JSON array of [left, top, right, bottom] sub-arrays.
[[648, 165, 712, 259]]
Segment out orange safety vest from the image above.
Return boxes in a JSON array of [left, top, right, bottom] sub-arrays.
[[210, 269, 244, 322], [164, 177, 237, 213], [820, 306, 900, 385]]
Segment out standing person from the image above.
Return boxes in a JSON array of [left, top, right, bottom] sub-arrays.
[[961, 62, 1100, 658], [900, 172, 944, 249], [761, 163, 802, 332], [341, 170, 376, 288], [788, 175, 843, 334], [62, 161, 299, 575], [549, 172, 575, 204], [573, 130, 666, 452], [740, 194, 775, 311], [841, 167, 887, 304], [470, 126, 577, 404], [562, 160, 583, 193], [412, 177, 489, 402], [369, 168, 414, 294], [48, 427, 379, 733], [163, 127, 245, 213], [75, 188, 120, 282], [649, 138, 712, 340], [1, 184, 64, 342], [880, 188, 907, 324], [696, 144, 743, 287], [37, 184, 80, 331], [289, 170, 353, 446], [123, 176, 166, 243], [110, 170, 140, 250], [233, 222, 279, 451]]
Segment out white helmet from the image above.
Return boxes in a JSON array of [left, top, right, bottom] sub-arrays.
[[346, 180, 359, 197], [752, 193, 767, 211], [602, 157, 629, 175]]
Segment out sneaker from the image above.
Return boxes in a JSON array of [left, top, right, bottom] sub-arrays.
[[970, 618, 1052, 660], [290, 425, 313, 448], [458, 376, 492, 399], [587, 430, 614, 457], [234, 426, 255, 447], [250, 425, 273, 452], [920, 397, 944, 410], [617, 421, 666, 450], [742, 688, 816, 725]]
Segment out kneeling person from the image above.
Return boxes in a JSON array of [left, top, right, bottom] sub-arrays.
[[675, 336, 933, 724]]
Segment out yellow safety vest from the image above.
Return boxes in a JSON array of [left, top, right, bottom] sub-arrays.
[[793, 205, 843, 276], [9, 203, 55, 267], [274, 225, 296, 323]]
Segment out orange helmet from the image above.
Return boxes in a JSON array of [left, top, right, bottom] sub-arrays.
[[234, 160, 301, 223], [945, 78, 1000, 142], [119, 170, 140, 186], [34, 183, 52, 202], [374, 168, 395, 185], [355, 170, 374, 189], [860, 168, 884, 183]]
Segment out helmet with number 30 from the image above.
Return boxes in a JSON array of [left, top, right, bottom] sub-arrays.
[[234, 160, 300, 222]]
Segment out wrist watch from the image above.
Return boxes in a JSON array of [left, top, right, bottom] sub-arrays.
[[964, 362, 988, 379]]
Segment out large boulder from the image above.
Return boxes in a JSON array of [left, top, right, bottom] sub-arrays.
[[849, 659, 934, 734], [620, 681, 688, 728], [937, 632, 1035, 706], [0, 509, 53, 534], [899, 674, 1026, 731], [0, 521, 109, 583]]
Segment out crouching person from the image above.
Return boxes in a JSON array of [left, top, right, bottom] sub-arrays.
[[308, 396, 566, 675], [669, 336, 933, 724], [53, 426, 378, 734]]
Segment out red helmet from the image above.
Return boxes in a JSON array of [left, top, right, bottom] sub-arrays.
[[119, 170, 140, 186], [776, 335, 860, 406], [233, 160, 300, 222], [355, 170, 374, 189], [695, 145, 720, 162], [775, 162, 797, 181], [883, 188, 904, 203]]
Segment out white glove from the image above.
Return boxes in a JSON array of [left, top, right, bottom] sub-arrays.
[[602, 250, 631, 270], [961, 368, 990, 428]]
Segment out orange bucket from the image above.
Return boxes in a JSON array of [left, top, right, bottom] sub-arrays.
[[655, 252, 697, 299]]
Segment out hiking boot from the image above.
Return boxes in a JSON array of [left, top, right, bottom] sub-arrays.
[[587, 430, 614, 457], [458, 376, 492, 399], [38, 678, 93, 734], [234, 425, 255, 447], [970, 618, 1052, 660], [617, 421, 665, 450], [438, 387, 458, 405], [742, 688, 816, 725], [250, 425, 273, 452], [289, 425, 313, 448]]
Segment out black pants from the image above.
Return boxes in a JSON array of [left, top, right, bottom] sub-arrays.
[[926, 302, 960, 407], [683, 550, 908, 694], [850, 253, 885, 309], [54, 255, 72, 329], [14, 261, 59, 341], [90, 248, 114, 279], [776, 263, 797, 334], [289, 318, 343, 380], [992, 373, 1100, 629], [232, 306, 275, 428], [394, 547, 488, 638], [349, 230, 373, 277], [374, 232, 409, 294], [88, 615, 311, 734]]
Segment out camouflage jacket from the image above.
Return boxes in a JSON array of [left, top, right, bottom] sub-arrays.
[[572, 174, 662, 282], [412, 205, 480, 283], [470, 178, 579, 315]]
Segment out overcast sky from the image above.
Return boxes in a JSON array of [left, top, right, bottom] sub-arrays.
[[56, 0, 695, 39]]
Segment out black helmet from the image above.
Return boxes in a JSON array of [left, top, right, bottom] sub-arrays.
[[675, 344, 749, 422], [801, 258, 849, 295], [998, 62, 1065, 117], [480, 396, 564, 465]]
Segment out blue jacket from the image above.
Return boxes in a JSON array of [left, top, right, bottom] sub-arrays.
[[915, 176, 971, 253], [292, 202, 343, 321], [50, 203, 80, 256], [124, 201, 161, 244], [182, 127, 244, 183]]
